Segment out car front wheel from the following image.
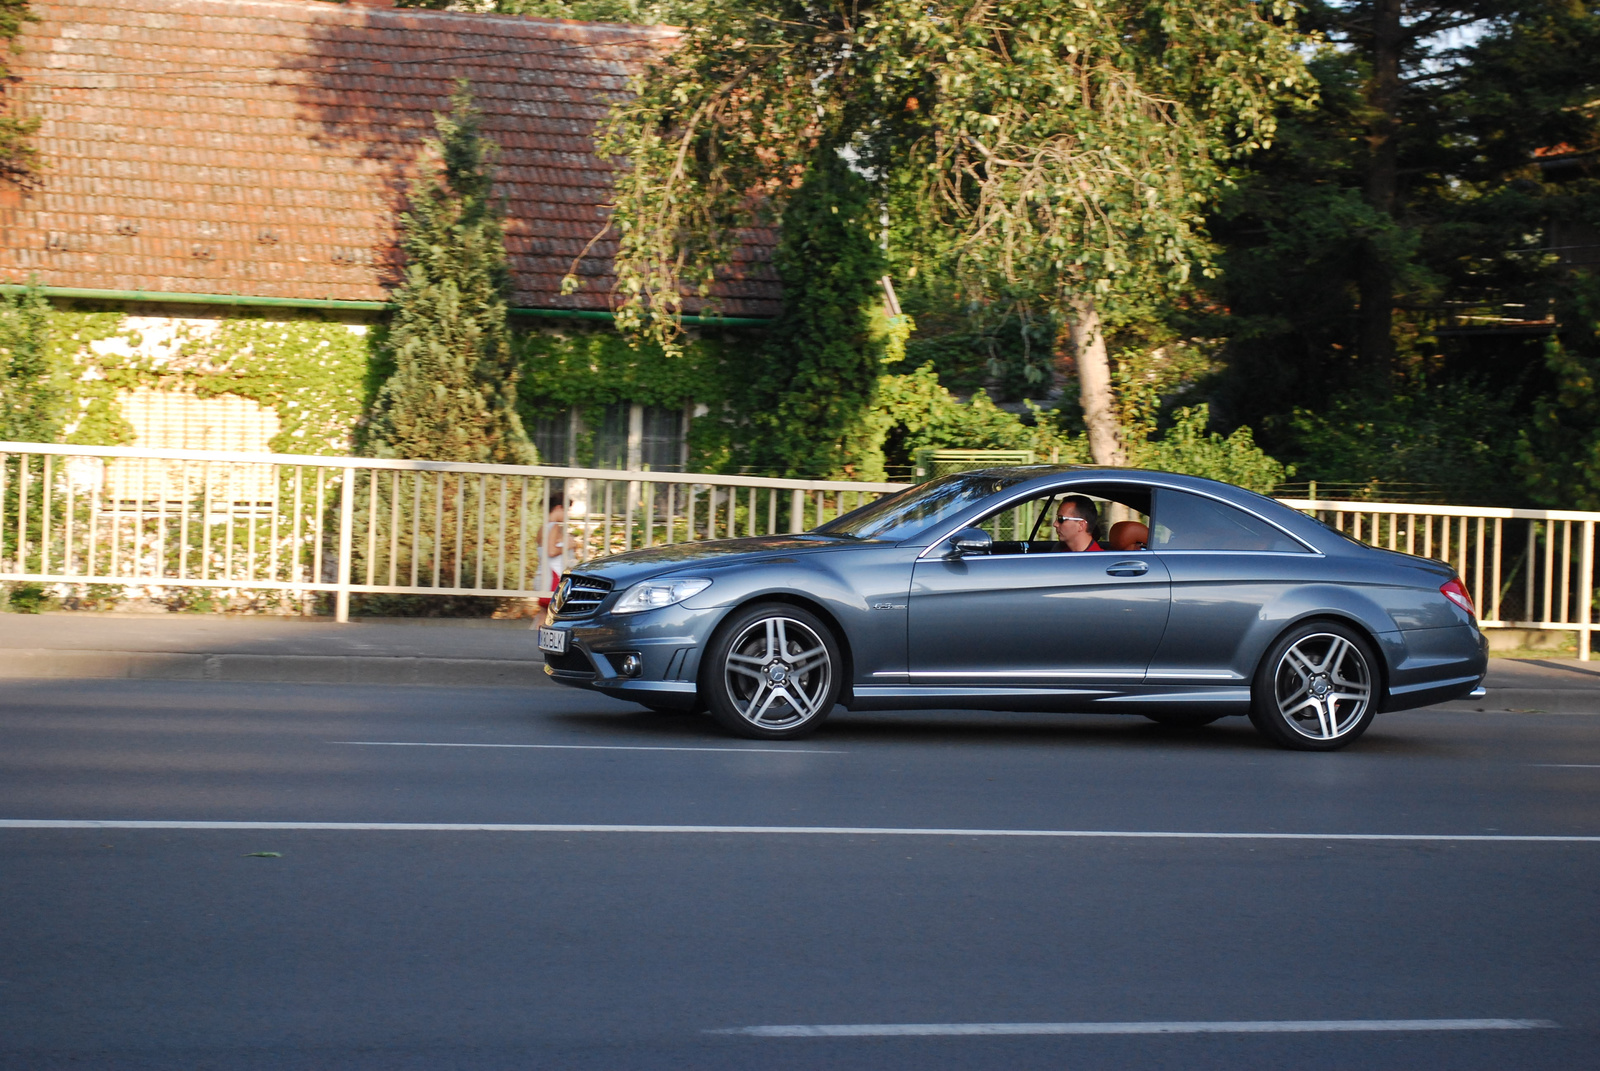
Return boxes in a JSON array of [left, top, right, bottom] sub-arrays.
[[1249, 621, 1379, 751], [703, 603, 841, 739]]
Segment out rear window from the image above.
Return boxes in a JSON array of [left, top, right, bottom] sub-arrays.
[[1151, 489, 1306, 552]]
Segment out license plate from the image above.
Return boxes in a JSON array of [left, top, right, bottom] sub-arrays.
[[537, 627, 569, 655]]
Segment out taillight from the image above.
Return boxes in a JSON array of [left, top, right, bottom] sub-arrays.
[[1441, 578, 1476, 618]]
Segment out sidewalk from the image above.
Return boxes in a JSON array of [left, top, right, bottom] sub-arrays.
[[0, 613, 546, 687], [0, 613, 1597, 709]]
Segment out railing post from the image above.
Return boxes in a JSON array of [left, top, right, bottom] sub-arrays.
[[1582, 520, 1593, 662], [790, 488, 804, 534], [335, 463, 355, 623]]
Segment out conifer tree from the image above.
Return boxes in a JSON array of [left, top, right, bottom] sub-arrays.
[[367, 82, 535, 465]]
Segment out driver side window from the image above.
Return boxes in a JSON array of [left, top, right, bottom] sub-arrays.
[[971, 486, 1151, 554], [971, 492, 1058, 555]]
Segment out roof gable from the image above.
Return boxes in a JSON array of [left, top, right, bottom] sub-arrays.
[[0, 0, 779, 316]]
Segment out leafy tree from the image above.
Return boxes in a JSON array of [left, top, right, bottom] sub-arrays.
[[366, 83, 535, 465], [0, 282, 61, 442], [0, 0, 38, 184], [593, 0, 1312, 468]]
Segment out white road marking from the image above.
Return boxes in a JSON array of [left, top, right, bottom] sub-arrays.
[[1, 821, 1597, 841], [710, 1018, 1557, 1037], [333, 740, 845, 755], [1531, 763, 1600, 768]]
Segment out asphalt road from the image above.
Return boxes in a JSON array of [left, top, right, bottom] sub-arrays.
[[2, 677, 1598, 1070]]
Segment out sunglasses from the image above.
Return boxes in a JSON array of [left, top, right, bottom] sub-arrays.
[[1053, 516, 1085, 525]]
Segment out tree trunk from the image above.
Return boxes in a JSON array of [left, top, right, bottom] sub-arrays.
[[1069, 296, 1125, 467], [1359, 0, 1404, 368]]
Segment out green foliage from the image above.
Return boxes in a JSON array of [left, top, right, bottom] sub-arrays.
[[1518, 272, 1600, 508], [38, 310, 369, 454], [0, 580, 53, 613], [1131, 404, 1286, 494], [175, 319, 372, 455], [859, 363, 1088, 476], [0, 0, 39, 183], [514, 325, 737, 468], [740, 151, 887, 478], [366, 83, 535, 465], [1291, 376, 1524, 504], [490, 0, 679, 18], [49, 311, 133, 445], [515, 327, 726, 414], [0, 283, 63, 441]]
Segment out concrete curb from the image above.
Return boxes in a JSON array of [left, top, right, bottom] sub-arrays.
[[0, 649, 548, 687]]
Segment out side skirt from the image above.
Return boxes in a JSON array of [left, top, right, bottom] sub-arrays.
[[845, 684, 1252, 714]]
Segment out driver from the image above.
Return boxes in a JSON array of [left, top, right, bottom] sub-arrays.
[[1053, 496, 1104, 552]]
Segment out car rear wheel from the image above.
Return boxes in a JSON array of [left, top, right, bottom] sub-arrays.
[[703, 603, 841, 739], [1250, 621, 1378, 751]]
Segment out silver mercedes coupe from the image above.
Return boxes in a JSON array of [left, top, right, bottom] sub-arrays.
[[539, 467, 1488, 751]]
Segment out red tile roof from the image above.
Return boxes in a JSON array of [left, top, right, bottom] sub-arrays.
[[0, 0, 780, 316]]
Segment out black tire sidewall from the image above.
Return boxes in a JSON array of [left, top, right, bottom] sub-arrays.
[[701, 602, 841, 740], [1250, 621, 1380, 751]]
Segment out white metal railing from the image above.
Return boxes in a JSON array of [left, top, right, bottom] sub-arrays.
[[1282, 498, 1597, 660], [0, 442, 905, 622], [1, 441, 1594, 659]]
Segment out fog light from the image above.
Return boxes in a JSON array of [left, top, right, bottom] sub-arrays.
[[617, 653, 643, 678]]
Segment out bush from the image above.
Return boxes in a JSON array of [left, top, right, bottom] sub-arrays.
[[1132, 404, 1288, 494], [1, 581, 55, 614]]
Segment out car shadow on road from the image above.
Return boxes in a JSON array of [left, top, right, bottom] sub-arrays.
[[542, 706, 1287, 751], [542, 702, 1460, 756]]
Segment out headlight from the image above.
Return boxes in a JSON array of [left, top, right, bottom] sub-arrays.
[[611, 577, 713, 615]]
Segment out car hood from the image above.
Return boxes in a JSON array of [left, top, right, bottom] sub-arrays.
[[567, 534, 861, 586]]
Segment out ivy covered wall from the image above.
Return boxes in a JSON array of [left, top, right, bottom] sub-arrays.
[[13, 301, 746, 468], [41, 310, 373, 455]]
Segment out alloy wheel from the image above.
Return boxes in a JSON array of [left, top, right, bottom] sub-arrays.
[[1272, 632, 1373, 741], [721, 615, 834, 730]]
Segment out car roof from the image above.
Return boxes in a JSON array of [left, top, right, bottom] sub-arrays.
[[940, 466, 1339, 550]]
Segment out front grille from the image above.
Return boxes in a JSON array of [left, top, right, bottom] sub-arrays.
[[553, 573, 612, 618]]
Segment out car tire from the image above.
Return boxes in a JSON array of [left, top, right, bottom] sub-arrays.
[[1143, 711, 1226, 727], [702, 602, 841, 740], [1249, 620, 1379, 751]]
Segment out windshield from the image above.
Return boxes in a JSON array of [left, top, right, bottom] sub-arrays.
[[814, 472, 1034, 542]]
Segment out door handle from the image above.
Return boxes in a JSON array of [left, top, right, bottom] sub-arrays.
[[1106, 560, 1148, 577]]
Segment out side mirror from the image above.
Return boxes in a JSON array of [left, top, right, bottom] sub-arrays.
[[947, 527, 993, 557]]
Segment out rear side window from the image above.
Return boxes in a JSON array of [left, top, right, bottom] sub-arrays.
[[1151, 490, 1306, 552]]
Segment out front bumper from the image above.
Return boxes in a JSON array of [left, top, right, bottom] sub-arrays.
[[540, 603, 719, 710]]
